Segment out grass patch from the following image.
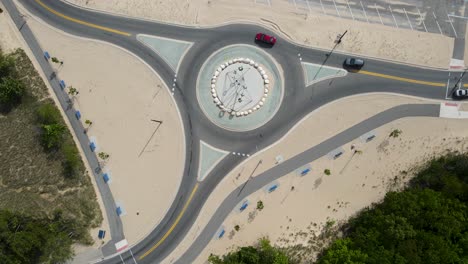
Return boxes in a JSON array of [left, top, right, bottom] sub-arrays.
[[0, 48, 102, 259]]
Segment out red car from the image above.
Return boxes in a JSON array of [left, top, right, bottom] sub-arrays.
[[255, 33, 276, 45]]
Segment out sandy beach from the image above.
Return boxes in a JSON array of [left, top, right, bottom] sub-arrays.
[[195, 116, 468, 263], [161, 94, 468, 263], [67, 0, 453, 68], [18, 7, 185, 247]]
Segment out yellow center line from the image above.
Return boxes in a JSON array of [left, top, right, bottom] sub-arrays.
[[35, 0, 131, 36], [359, 70, 446, 87], [139, 183, 200, 260]]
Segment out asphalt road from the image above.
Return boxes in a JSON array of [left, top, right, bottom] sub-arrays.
[[3, 0, 456, 263]]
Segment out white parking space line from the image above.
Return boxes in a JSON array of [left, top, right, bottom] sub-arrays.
[[433, 12, 443, 34], [346, 0, 355, 20], [449, 14, 468, 20], [403, 8, 413, 30], [306, 0, 311, 13], [320, 0, 326, 14], [417, 8, 428, 32], [332, 0, 341, 17], [389, 6, 398, 28], [360, 1, 369, 23], [375, 4, 383, 24], [447, 13, 458, 37]]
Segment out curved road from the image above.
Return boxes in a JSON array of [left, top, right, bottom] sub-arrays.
[[2, 0, 456, 263]]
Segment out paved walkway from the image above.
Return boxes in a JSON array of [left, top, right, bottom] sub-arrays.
[[176, 103, 440, 263]]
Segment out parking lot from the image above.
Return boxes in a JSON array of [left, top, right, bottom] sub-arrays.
[[254, 0, 467, 39]]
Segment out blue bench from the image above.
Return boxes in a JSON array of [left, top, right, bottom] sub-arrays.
[[98, 230, 106, 239]]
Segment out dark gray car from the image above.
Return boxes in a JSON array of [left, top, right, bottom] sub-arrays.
[[344, 58, 365, 70]]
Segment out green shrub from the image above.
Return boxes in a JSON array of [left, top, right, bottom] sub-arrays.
[[37, 103, 61, 125], [324, 169, 331, 175], [389, 129, 402, 138], [234, 225, 240, 232], [62, 143, 80, 177], [0, 77, 25, 112], [208, 238, 291, 264], [257, 200, 264, 211], [41, 123, 65, 150], [0, 52, 15, 77]]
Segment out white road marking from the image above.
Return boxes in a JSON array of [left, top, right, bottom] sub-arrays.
[[375, 4, 383, 24], [360, 1, 369, 23], [448, 14, 468, 20], [446, 72, 451, 99], [447, 13, 458, 37], [293, 0, 298, 10], [403, 8, 413, 30], [346, 0, 354, 20], [389, 6, 398, 28], [320, 0, 326, 14], [130, 249, 138, 264], [433, 12, 443, 34], [417, 8, 428, 32], [332, 0, 341, 17]]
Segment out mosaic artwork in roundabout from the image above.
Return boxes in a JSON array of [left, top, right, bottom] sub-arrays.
[[197, 45, 284, 132]]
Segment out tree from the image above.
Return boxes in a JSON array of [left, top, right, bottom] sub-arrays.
[[318, 238, 368, 264], [41, 123, 65, 149], [324, 169, 331, 175], [208, 238, 291, 264], [0, 210, 75, 263], [0, 77, 25, 112]]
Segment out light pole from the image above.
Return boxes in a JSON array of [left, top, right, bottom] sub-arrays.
[[237, 159, 262, 197], [327, 30, 348, 57], [453, 69, 467, 90]]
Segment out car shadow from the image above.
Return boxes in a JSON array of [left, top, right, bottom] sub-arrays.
[[254, 40, 274, 49], [342, 64, 362, 73]]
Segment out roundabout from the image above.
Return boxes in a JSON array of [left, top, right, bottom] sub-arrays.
[[4, 1, 459, 264], [197, 45, 284, 132]]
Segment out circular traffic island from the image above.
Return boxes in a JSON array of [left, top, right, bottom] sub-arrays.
[[197, 45, 284, 132]]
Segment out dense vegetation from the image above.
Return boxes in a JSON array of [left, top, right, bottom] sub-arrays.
[[0, 49, 102, 263], [318, 154, 468, 264], [210, 154, 468, 264], [208, 238, 290, 264]]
